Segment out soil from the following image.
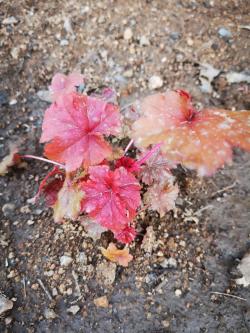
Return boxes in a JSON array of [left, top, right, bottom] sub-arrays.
[[0, 1, 250, 332]]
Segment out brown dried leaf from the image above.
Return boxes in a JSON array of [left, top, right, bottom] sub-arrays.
[[101, 243, 133, 267]]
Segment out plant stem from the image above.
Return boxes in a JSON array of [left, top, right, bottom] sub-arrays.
[[22, 154, 65, 169], [136, 143, 162, 167], [124, 139, 134, 154]]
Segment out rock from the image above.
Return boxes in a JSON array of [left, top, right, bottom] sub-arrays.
[[225, 71, 250, 84], [2, 17, 18, 25], [218, 27, 232, 39], [64, 17, 74, 34], [123, 69, 133, 78], [76, 251, 87, 265], [0, 91, 8, 106], [140, 36, 150, 46], [236, 252, 250, 287], [160, 257, 177, 268], [37, 90, 52, 103], [0, 295, 13, 315], [187, 37, 193, 46], [148, 75, 163, 90], [11, 47, 20, 60], [44, 308, 57, 320], [60, 39, 69, 46], [94, 296, 109, 308], [5, 317, 12, 325], [67, 305, 80, 315], [60, 255, 73, 267], [2, 203, 15, 217], [96, 261, 116, 286], [142, 226, 156, 254], [123, 27, 133, 40], [199, 63, 220, 93], [175, 289, 182, 297]]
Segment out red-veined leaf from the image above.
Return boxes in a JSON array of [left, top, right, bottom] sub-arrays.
[[81, 165, 141, 241], [40, 92, 121, 171]]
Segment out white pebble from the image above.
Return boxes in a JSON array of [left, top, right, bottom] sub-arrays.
[[123, 27, 133, 40], [60, 255, 73, 267], [148, 75, 163, 90]]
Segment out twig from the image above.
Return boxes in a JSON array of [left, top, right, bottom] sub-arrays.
[[37, 279, 53, 301], [72, 271, 81, 297], [195, 204, 214, 216], [210, 291, 247, 302], [22, 278, 27, 299], [210, 181, 237, 198]]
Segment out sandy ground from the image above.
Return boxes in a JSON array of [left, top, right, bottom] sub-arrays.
[[0, 1, 250, 332]]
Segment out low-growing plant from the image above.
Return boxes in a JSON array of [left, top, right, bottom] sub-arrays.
[[1, 72, 250, 262]]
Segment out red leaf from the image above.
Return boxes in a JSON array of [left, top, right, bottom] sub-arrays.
[[132, 90, 250, 176], [115, 156, 138, 173], [50, 72, 84, 102], [81, 165, 141, 239], [40, 92, 120, 171], [34, 167, 65, 206], [114, 225, 137, 244]]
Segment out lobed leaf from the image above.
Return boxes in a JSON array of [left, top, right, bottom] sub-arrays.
[[132, 90, 250, 176], [81, 165, 141, 242], [40, 92, 121, 171]]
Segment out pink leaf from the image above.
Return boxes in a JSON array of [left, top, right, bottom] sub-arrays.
[[81, 165, 141, 240], [139, 149, 175, 185], [50, 72, 84, 102], [40, 92, 121, 171], [145, 181, 179, 217], [132, 90, 250, 176]]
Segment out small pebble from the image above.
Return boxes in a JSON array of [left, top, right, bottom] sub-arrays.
[[218, 27, 232, 39], [44, 308, 57, 320], [2, 17, 18, 25], [0, 295, 13, 315], [160, 257, 177, 268], [123, 27, 133, 40], [148, 75, 163, 90], [94, 296, 109, 308], [140, 35, 150, 46], [175, 289, 182, 297], [67, 305, 80, 315], [60, 255, 73, 267]]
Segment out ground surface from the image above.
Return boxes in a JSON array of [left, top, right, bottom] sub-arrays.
[[0, 1, 250, 332]]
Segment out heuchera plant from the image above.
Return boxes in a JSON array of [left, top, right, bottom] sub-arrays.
[[1, 72, 250, 250]]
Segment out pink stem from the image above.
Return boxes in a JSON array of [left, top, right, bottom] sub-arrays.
[[124, 139, 134, 155], [22, 154, 65, 169], [135, 143, 162, 167]]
